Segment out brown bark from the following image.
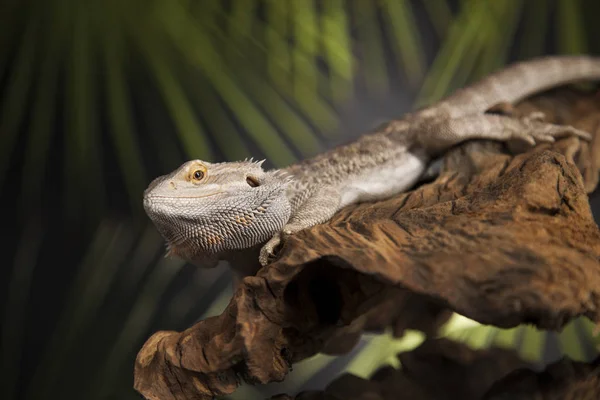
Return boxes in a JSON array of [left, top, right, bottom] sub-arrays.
[[484, 355, 600, 400], [134, 88, 600, 400], [272, 339, 600, 400]]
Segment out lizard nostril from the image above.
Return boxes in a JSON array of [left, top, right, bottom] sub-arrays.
[[169, 181, 177, 190]]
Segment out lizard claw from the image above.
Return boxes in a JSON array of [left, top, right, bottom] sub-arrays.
[[516, 119, 591, 146], [525, 111, 546, 123], [258, 228, 298, 266], [259, 233, 282, 266], [487, 101, 516, 116]]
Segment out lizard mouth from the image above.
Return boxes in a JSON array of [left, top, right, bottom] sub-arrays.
[[145, 191, 225, 200], [143, 191, 225, 208]]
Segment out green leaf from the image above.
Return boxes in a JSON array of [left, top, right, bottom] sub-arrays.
[[227, 0, 256, 44], [21, 15, 63, 213], [352, 1, 388, 94], [89, 257, 186, 400], [556, 0, 588, 55], [220, 5, 340, 136], [1, 219, 44, 400], [137, 35, 213, 161], [558, 319, 586, 361], [64, 5, 107, 222], [184, 72, 253, 161], [382, 0, 426, 84], [0, 0, 26, 80], [461, 324, 496, 350], [422, 0, 453, 40], [491, 326, 521, 350], [265, 0, 293, 94], [518, 325, 545, 362], [322, 0, 353, 103], [345, 330, 425, 377], [415, 0, 490, 106], [0, 15, 39, 191], [26, 221, 130, 399], [471, 0, 523, 80], [103, 29, 147, 214], [517, 0, 550, 58], [157, 1, 298, 166]]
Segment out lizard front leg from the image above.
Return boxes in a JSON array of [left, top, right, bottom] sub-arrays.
[[419, 113, 591, 155], [487, 102, 550, 126], [259, 186, 341, 266], [486, 101, 516, 116]]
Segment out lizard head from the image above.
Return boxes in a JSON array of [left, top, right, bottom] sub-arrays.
[[143, 159, 292, 267]]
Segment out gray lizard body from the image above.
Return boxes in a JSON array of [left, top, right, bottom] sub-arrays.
[[143, 55, 600, 272]]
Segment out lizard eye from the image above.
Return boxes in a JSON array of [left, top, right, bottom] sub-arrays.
[[246, 176, 260, 187], [192, 170, 205, 181]]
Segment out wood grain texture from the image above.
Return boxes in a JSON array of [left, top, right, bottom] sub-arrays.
[[272, 338, 531, 400], [484, 356, 600, 400], [272, 339, 600, 400], [134, 88, 600, 400]]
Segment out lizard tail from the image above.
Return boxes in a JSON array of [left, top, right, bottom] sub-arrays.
[[425, 55, 600, 119]]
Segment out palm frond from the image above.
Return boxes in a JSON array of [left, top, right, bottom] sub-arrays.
[[26, 220, 125, 399], [556, 0, 588, 55], [2, 2, 600, 400], [352, 0, 389, 94], [422, 0, 453, 40], [517, 0, 550, 58], [381, 0, 426, 84], [442, 315, 599, 364], [67, 5, 106, 216], [158, 1, 299, 166], [103, 28, 147, 215], [1, 219, 44, 400], [321, 0, 354, 104], [344, 330, 425, 376], [416, 0, 492, 106], [0, 0, 26, 82], [88, 256, 186, 400], [0, 14, 38, 191], [21, 17, 62, 213]]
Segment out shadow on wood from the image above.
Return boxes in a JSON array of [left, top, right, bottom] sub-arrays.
[[272, 339, 600, 400], [134, 88, 600, 399]]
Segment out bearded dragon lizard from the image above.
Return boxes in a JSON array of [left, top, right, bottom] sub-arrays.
[[143, 55, 600, 274]]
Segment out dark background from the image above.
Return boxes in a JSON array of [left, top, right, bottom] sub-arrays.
[[1, 1, 600, 399]]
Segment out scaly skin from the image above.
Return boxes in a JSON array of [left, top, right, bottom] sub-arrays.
[[143, 55, 600, 273]]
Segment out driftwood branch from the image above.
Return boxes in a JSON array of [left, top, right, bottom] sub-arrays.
[[272, 339, 600, 400], [134, 88, 600, 400]]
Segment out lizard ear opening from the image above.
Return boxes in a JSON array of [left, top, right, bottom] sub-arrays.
[[246, 176, 260, 187]]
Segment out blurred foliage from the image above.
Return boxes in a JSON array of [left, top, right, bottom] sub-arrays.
[[1, 0, 600, 399]]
